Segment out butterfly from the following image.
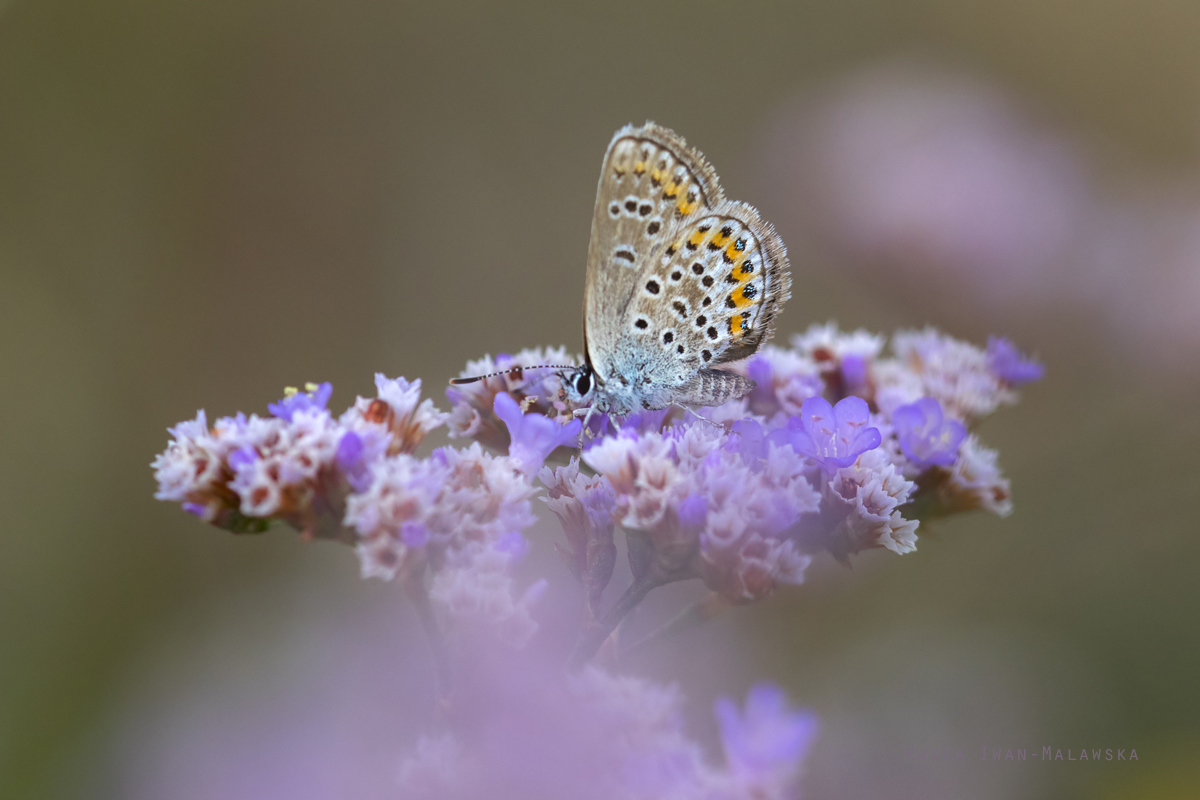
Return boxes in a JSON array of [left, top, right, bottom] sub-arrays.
[[455, 122, 790, 427]]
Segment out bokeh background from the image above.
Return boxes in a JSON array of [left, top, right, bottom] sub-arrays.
[[2, 1, 1198, 798]]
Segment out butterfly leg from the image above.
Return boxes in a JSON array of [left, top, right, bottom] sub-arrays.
[[575, 405, 599, 446], [675, 404, 724, 429]]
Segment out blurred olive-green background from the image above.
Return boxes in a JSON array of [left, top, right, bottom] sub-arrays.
[[1, 1, 1197, 798]]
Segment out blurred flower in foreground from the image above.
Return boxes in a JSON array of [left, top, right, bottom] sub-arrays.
[[716, 684, 819, 798], [761, 63, 1089, 303], [986, 336, 1047, 386], [759, 61, 1200, 365], [399, 656, 816, 800]]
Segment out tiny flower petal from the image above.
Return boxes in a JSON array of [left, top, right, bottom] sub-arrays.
[[267, 382, 332, 422], [400, 521, 429, 548], [675, 493, 708, 530], [987, 336, 1045, 385], [335, 430, 363, 469]]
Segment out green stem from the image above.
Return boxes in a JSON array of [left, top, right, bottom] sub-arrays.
[[619, 591, 729, 662], [404, 576, 453, 712], [567, 574, 663, 670]]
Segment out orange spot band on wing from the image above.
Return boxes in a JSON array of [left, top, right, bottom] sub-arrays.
[[729, 286, 759, 309], [687, 229, 708, 248], [729, 313, 746, 337], [731, 261, 757, 282]]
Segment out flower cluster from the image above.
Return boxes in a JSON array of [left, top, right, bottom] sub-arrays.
[[152, 376, 550, 644], [398, 661, 817, 800], [152, 377, 448, 537], [749, 323, 1034, 511], [445, 346, 580, 449], [579, 421, 819, 602], [346, 442, 546, 644], [526, 324, 1038, 612]]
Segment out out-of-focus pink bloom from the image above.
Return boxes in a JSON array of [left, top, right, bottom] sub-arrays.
[[760, 63, 1200, 366], [397, 656, 817, 800], [344, 443, 543, 645], [716, 683, 819, 798], [761, 64, 1090, 303]]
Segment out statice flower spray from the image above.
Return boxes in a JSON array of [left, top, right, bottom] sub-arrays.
[[152, 321, 1040, 797]]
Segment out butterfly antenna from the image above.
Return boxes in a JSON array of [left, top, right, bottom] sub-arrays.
[[449, 364, 577, 385]]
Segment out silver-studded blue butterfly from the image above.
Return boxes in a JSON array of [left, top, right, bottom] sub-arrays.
[[454, 122, 791, 426]]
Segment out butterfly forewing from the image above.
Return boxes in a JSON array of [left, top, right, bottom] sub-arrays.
[[584, 123, 724, 381]]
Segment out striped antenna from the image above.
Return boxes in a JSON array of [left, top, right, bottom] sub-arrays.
[[449, 364, 577, 385]]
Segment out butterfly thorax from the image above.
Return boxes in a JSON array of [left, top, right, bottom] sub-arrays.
[[563, 355, 755, 418], [592, 374, 659, 417]]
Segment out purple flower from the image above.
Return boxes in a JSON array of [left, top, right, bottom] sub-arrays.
[[727, 419, 768, 468], [618, 408, 672, 437], [268, 382, 333, 422], [333, 430, 366, 487], [675, 493, 708, 530], [580, 412, 618, 448], [227, 445, 258, 471], [494, 529, 529, 561], [841, 353, 868, 390], [446, 346, 575, 451], [892, 397, 967, 468], [494, 392, 582, 475], [181, 502, 207, 517], [987, 336, 1044, 385], [540, 460, 617, 615], [739, 348, 825, 418], [400, 521, 429, 548], [770, 396, 881, 471], [745, 355, 777, 414], [716, 684, 818, 784]]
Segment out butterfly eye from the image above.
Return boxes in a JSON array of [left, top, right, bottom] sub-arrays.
[[574, 370, 592, 396]]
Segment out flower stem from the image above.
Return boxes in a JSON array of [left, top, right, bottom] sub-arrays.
[[404, 576, 454, 712], [567, 573, 663, 670], [619, 591, 730, 662]]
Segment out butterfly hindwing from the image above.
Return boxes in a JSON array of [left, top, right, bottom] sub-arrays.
[[621, 201, 790, 380]]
